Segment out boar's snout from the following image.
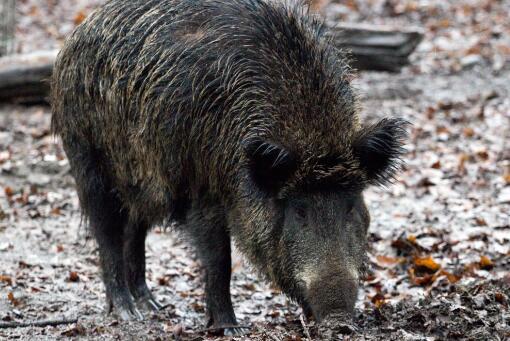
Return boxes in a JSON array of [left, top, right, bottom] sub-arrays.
[[305, 270, 358, 322]]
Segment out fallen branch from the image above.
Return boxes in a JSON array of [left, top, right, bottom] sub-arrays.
[[0, 317, 78, 329], [0, 50, 56, 104], [194, 324, 251, 334], [328, 23, 424, 72]]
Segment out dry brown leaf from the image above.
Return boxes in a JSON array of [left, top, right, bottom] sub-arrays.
[[431, 160, 441, 169], [475, 217, 487, 226], [409, 267, 434, 286], [458, 154, 469, 174], [503, 172, 510, 184], [371, 293, 386, 309], [7, 292, 20, 306], [0, 275, 13, 286], [51, 207, 62, 216], [74, 11, 87, 25], [28, 5, 39, 16], [407, 235, 417, 244], [463, 127, 475, 137], [68, 271, 80, 282], [4, 187, 14, 197], [476, 150, 489, 161], [376, 255, 406, 266], [495, 292, 507, 304], [479, 256, 494, 270], [158, 276, 169, 286], [425, 106, 436, 119], [436, 126, 450, 134], [414, 256, 441, 273], [440, 270, 461, 284]]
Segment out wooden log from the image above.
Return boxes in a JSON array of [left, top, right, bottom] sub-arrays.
[[0, 24, 423, 104], [0, 50, 56, 104], [328, 23, 424, 72]]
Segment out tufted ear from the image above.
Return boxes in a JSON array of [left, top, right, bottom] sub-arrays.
[[243, 138, 298, 191], [353, 118, 409, 185]]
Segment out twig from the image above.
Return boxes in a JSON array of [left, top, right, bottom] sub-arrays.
[[267, 332, 282, 341], [159, 303, 174, 311], [300, 314, 312, 340], [0, 318, 78, 329], [194, 324, 251, 333]]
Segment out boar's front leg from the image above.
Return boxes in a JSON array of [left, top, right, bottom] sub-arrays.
[[187, 206, 247, 336], [124, 219, 162, 312]]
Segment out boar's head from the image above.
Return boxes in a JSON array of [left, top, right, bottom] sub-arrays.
[[233, 118, 408, 321]]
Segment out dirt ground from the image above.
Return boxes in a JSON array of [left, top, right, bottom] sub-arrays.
[[1, 0, 509, 340]]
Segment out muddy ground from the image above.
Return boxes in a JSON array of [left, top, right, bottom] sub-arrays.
[[1, 0, 510, 340]]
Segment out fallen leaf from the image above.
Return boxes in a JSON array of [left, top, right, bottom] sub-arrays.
[[173, 324, 184, 339], [68, 271, 80, 282], [503, 172, 510, 185], [440, 270, 461, 284], [4, 187, 14, 197], [436, 126, 450, 134], [0, 275, 13, 286], [61, 323, 86, 337], [475, 217, 487, 226], [414, 256, 441, 273], [18, 261, 31, 269], [407, 235, 417, 244], [158, 276, 169, 286], [51, 207, 62, 216], [458, 154, 469, 174], [463, 127, 475, 137], [7, 292, 20, 306], [409, 267, 434, 286], [476, 150, 489, 161], [375, 255, 406, 266], [74, 11, 87, 25], [479, 256, 494, 270], [495, 292, 507, 304], [371, 293, 386, 309], [431, 160, 441, 169]]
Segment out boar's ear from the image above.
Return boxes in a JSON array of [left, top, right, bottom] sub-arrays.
[[243, 138, 298, 191], [353, 118, 409, 185]]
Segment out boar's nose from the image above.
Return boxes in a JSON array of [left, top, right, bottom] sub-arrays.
[[306, 271, 359, 322]]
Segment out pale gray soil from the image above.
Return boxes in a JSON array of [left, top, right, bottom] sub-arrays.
[[1, 0, 509, 340]]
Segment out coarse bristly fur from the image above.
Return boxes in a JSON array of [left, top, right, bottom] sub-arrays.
[[51, 0, 408, 332]]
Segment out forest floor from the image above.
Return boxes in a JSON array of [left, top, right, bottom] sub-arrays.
[[1, 0, 509, 340]]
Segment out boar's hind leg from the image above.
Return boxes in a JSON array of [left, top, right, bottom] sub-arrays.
[[124, 220, 162, 312], [67, 143, 143, 321], [188, 207, 248, 336], [87, 184, 143, 321]]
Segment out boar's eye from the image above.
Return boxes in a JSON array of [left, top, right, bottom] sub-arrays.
[[292, 201, 307, 219], [353, 118, 409, 186], [243, 138, 298, 191]]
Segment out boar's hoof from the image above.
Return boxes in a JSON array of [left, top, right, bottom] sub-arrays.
[[130, 284, 163, 312], [111, 303, 144, 321], [135, 295, 163, 312], [107, 290, 144, 321]]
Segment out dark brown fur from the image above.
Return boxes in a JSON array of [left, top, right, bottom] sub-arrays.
[[51, 0, 407, 333]]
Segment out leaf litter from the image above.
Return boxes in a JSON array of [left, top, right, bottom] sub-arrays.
[[1, 0, 509, 339]]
